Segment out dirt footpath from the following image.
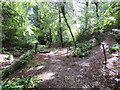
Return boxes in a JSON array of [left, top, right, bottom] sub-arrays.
[[6, 35, 119, 89]]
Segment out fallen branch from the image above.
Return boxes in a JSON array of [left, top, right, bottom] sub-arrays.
[[38, 51, 50, 53]]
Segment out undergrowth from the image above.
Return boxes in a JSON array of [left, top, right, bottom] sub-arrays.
[[0, 76, 38, 89], [109, 43, 120, 53], [71, 38, 98, 57], [1, 46, 30, 57], [0, 50, 34, 79]]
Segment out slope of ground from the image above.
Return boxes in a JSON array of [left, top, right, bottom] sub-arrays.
[[4, 35, 120, 89]]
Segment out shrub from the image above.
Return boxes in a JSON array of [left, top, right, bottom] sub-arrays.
[[109, 44, 120, 53], [72, 48, 90, 57], [71, 39, 98, 57], [0, 76, 38, 89]]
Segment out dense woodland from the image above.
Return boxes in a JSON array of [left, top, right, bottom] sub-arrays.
[[0, 1, 120, 89]]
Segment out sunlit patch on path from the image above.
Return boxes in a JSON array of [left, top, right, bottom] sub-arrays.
[[35, 72, 56, 82], [6, 36, 119, 89]]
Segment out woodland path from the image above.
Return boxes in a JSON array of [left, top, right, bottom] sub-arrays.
[[6, 35, 120, 89]]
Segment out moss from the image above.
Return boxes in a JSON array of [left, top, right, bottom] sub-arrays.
[[1, 51, 34, 79]]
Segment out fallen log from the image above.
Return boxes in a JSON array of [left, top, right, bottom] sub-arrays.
[[38, 51, 50, 53]]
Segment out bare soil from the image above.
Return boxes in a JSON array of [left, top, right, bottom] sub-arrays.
[[1, 35, 120, 89]]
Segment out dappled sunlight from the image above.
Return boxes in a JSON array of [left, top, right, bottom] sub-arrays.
[[106, 57, 119, 76], [36, 65, 45, 70], [112, 51, 119, 57], [2, 1, 120, 89], [47, 48, 73, 58], [50, 59, 61, 63], [75, 58, 90, 67], [26, 65, 45, 72], [0, 54, 9, 62], [35, 72, 56, 82], [26, 67, 34, 72], [101, 51, 120, 77], [43, 57, 49, 60], [48, 50, 56, 55], [80, 62, 90, 67], [56, 48, 73, 57]]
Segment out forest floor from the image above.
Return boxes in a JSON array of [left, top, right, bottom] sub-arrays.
[[1, 35, 120, 89]]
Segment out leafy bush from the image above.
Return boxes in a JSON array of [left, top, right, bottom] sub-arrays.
[[9, 46, 22, 51], [1, 76, 38, 89], [37, 46, 50, 52], [38, 47, 45, 52], [1, 48, 8, 52], [109, 44, 120, 53], [71, 39, 97, 57], [72, 49, 90, 57], [1, 46, 26, 57], [12, 51, 22, 57], [77, 38, 97, 49], [76, 32, 92, 43]]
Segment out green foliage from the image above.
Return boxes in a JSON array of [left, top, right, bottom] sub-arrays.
[[1, 76, 38, 89], [1, 51, 34, 79], [77, 38, 97, 49], [1, 1, 120, 52], [71, 38, 98, 57], [2, 46, 31, 57], [2, 2, 31, 48], [37, 47, 46, 52], [12, 51, 23, 57], [112, 44, 120, 50], [110, 44, 120, 53], [6, 55, 14, 60], [76, 32, 92, 43], [8, 46, 22, 51], [37, 45, 50, 52], [1, 48, 8, 51], [72, 49, 90, 57], [1, 48, 9, 53]]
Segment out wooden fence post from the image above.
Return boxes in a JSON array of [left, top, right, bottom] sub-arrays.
[[102, 44, 107, 67]]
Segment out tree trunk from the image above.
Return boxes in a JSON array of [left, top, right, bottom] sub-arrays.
[[94, 2, 100, 34], [48, 28, 52, 47], [81, 1, 89, 34], [85, 1, 89, 30], [60, 5, 77, 48], [35, 43, 38, 54], [94, 2, 99, 18], [59, 7, 64, 47]]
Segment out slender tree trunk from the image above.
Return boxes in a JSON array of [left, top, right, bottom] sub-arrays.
[[48, 28, 52, 47], [60, 5, 77, 48], [35, 43, 38, 54], [94, 2, 100, 35], [59, 7, 64, 47], [82, 1, 89, 34], [102, 44, 107, 67], [85, 1, 89, 31], [94, 2, 99, 18]]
